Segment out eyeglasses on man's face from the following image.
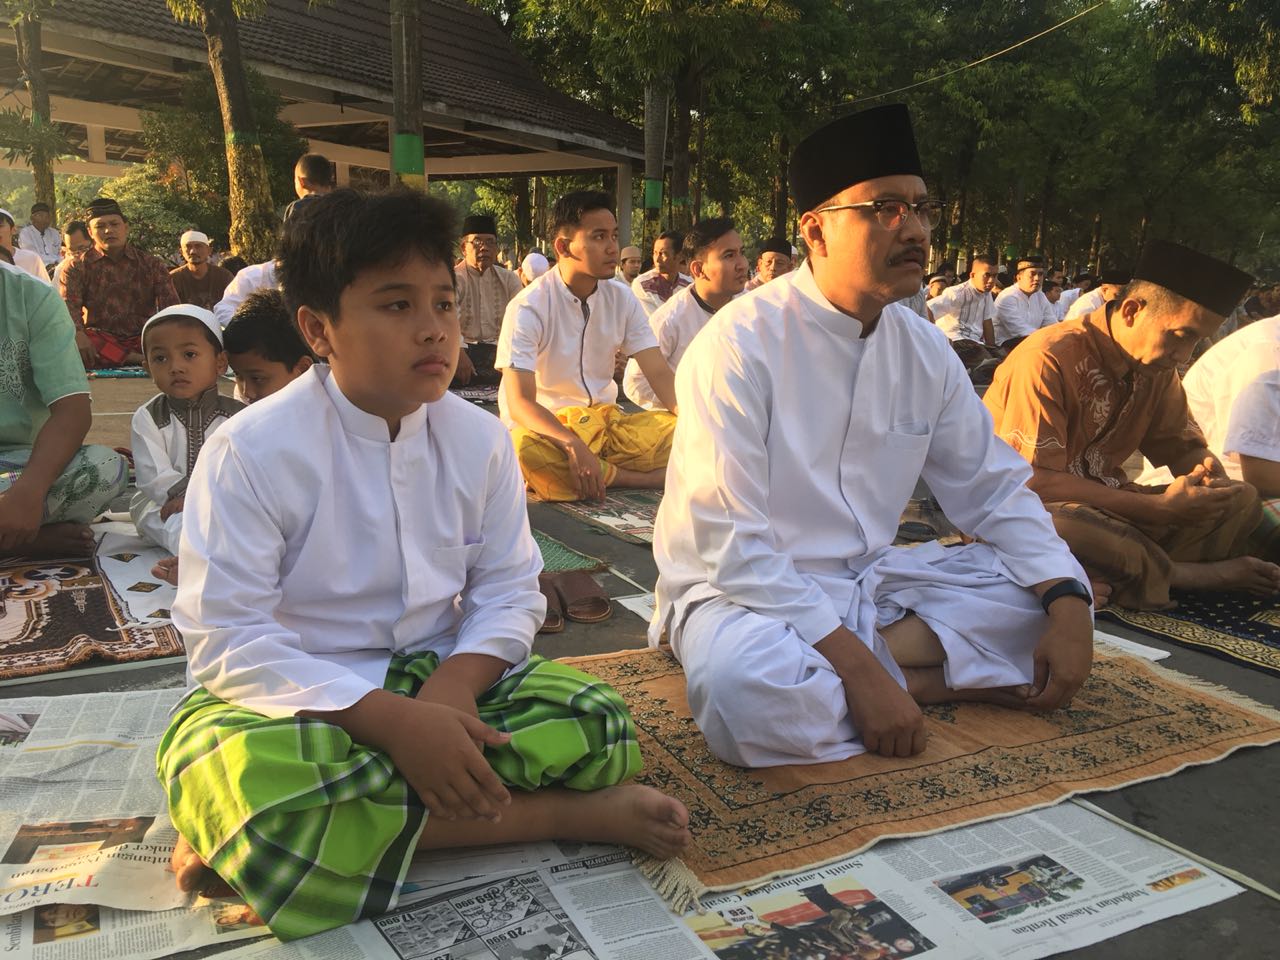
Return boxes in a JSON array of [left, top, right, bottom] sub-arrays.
[[814, 199, 946, 231]]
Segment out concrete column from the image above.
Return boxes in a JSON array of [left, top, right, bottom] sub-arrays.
[[616, 161, 633, 246], [86, 124, 107, 163], [335, 161, 351, 186]]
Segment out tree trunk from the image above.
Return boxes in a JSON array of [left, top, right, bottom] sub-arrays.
[[692, 78, 705, 222], [642, 83, 667, 245], [1088, 213, 1103, 273], [513, 176, 532, 258], [13, 15, 55, 216], [531, 176, 547, 250], [669, 63, 695, 231], [1007, 174, 1025, 256], [770, 134, 789, 239], [390, 0, 424, 189], [199, 0, 277, 262], [1034, 152, 1059, 252]]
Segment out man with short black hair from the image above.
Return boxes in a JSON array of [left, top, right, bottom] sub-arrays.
[[624, 218, 747, 409], [986, 240, 1277, 609], [993, 256, 1056, 349], [284, 153, 336, 222], [1063, 268, 1130, 321], [454, 214, 522, 386], [632, 230, 691, 315], [928, 255, 999, 370], [60, 198, 179, 368], [52, 221, 90, 292], [18, 203, 60, 269], [745, 237, 793, 291], [170, 230, 233, 310], [497, 191, 678, 501]]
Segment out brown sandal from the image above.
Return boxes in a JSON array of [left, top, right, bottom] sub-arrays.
[[552, 570, 613, 624], [538, 574, 564, 633]]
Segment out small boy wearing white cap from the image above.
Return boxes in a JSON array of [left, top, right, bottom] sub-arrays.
[[170, 231, 233, 310], [130, 305, 244, 582]]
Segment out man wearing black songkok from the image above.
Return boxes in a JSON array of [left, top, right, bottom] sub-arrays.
[[453, 213, 521, 386], [985, 240, 1280, 610]]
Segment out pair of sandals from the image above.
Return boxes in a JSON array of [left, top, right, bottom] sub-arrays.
[[538, 571, 612, 633]]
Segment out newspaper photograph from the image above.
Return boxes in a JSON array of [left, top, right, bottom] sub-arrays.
[[686, 803, 1243, 960], [0, 689, 190, 916]]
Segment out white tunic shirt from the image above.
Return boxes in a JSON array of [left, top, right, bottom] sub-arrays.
[[495, 269, 657, 426], [1063, 287, 1105, 322], [927, 281, 994, 342], [8, 248, 50, 286], [212, 260, 277, 328], [994, 286, 1057, 342], [1138, 314, 1280, 486], [17, 224, 61, 267], [652, 264, 1079, 649], [622, 284, 713, 411], [174, 365, 544, 718]]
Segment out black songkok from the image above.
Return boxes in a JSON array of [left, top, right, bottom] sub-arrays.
[[1132, 240, 1253, 317], [461, 214, 497, 236], [86, 197, 124, 222], [1099, 268, 1131, 286], [789, 104, 923, 213], [758, 236, 791, 257]]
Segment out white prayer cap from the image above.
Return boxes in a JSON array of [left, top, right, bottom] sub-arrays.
[[180, 230, 211, 246], [141, 304, 223, 347], [521, 251, 550, 279], [0, 208, 14, 226]]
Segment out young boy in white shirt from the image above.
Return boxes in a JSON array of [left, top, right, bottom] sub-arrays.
[[129, 304, 243, 584], [157, 188, 689, 942], [496, 190, 679, 501], [222, 289, 315, 404]]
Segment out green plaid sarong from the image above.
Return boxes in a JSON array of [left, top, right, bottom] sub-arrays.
[[156, 653, 641, 941], [1251, 497, 1280, 561]]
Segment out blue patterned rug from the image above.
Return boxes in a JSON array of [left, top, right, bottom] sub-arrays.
[[1098, 590, 1280, 677]]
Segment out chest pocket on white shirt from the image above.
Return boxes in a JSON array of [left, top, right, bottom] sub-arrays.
[[427, 541, 486, 599], [881, 426, 933, 493]]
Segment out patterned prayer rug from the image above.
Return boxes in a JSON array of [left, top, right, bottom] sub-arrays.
[[532, 530, 605, 574], [449, 384, 499, 403], [0, 553, 184, 684], [545, 489, 662, 544], [565, 647, 1280, 909], [86, 366, 149, 379], [1098, 591, 1280, 677]]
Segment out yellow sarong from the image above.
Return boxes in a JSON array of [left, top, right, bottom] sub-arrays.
[[512, 403, 676, 501]]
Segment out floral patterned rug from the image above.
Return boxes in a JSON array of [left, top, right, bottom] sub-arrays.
[[566, 647, 1280, 907], [1099, 590, 1280, 677], [0, 554, 183, 684]]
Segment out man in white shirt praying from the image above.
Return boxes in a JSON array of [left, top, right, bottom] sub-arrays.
[[651, 104, 1094, 768], [496, 190, 679, 502], [453, 214, 522, 386], [1063, 269, 1130, 322], [18, 203, 60, 269], [994, 256, 1057, 349], [927, 254, 999, 370], [623, 217, 747, 410], [159, 187, 690, 942]]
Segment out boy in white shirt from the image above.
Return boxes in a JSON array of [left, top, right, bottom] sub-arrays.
[[157, 188, 689, 942], [129, 305, 243, 583], [623, 217, 747, 410], [496, 190, 679, 501]]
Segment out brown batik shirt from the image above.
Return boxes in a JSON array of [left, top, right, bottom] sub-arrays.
[[983, 305, 1205, 487], [60, 244, 179, 337]]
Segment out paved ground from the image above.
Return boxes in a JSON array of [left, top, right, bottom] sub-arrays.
[[24, 377, 1280, 958]]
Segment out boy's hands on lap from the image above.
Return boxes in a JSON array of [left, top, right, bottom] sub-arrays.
[[160, 495, 185, 520]]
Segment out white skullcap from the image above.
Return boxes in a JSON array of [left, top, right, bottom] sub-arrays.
[[0, 208, 14, 226], [180, 230, 211, 246], [521, 251, 550, 279], [141, 304, 223, 347]]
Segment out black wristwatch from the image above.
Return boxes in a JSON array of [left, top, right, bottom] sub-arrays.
[[1040, 578, 1092, 614]]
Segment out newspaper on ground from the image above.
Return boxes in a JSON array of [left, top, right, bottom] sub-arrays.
[[0, 688, 192, 917], [217, 802, 1242, 960], [1092, 629, 1170, 661], [614, 593, 656, 624]]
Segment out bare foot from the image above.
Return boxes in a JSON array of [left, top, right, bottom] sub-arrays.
[[152, 556, 179, 586], [574, 784, 691, 859], [1174, 556, 1280, 596], [3, 523, 95, 560], [903, 666, 1031, 710], [1089, 579, 1112, 609], [170, 835, 213, 893]]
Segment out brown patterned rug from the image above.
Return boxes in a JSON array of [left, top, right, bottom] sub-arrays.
[[0, 555, 184, 684], [566, 647, 1280, 908]]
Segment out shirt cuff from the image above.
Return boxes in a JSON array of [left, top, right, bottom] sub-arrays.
[[789, 599, 844, 647]]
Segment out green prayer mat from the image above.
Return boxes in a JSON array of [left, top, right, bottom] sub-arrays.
[[532, 529, 605, 573], [156, 652, 640, 941]]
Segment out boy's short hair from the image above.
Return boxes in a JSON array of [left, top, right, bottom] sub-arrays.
[[549, 191, 614, 240], [224, 289, 314, 367], [295, 153, 336, 187], [276, 187, 457, 321], [63, 220, 88, 240], [144, 315, 223, 353], [683, 218, 736, 261]]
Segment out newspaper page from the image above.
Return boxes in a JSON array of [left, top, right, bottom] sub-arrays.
[[682, 803, 1242, 960], [0, 894, 270, 960], [0, 689, 190, 915]]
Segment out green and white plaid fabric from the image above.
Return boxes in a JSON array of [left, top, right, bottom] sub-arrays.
[[1251, 497, 1280, 562], [157, 653, 641, 941]]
